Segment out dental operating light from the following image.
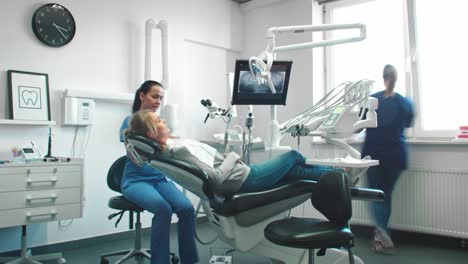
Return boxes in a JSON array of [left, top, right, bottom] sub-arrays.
[[249, 23, 367, 149]]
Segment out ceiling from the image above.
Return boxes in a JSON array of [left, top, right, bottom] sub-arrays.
[[231, 0, 253, 4]]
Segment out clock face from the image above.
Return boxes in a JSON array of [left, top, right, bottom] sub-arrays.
[[32, 4, 76, 47]]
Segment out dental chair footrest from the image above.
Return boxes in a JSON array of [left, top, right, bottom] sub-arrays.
[[264, 217, 354, 249]]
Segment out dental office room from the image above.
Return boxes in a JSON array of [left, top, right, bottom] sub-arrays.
[[1, 0, 468, 263]]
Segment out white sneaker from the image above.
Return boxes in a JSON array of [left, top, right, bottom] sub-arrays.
[[371, 228, 395, 254]]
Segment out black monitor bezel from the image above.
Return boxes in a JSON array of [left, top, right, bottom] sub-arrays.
[[231, 60, 293, 105]]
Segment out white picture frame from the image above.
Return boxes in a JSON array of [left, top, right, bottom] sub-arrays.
[[7, 70, 51, 121]]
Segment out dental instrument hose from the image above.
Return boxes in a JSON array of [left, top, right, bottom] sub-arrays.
[[243, 110, 254, 163], [222, 114, 232, 153], [194, 200, 218, 245]]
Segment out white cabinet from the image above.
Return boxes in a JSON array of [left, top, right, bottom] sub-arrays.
[[0, 160, 83, 228]]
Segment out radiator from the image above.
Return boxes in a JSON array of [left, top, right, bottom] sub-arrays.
[[351, 168, 468, 239]]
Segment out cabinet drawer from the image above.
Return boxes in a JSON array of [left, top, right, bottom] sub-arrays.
[[0, 165, 81, 175], [0, 203, 82, 228], [0, 188, 82, 210], [0, 171, 81, 192]]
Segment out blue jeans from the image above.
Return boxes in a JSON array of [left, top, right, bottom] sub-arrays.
[[122, 179, 199, 264], [367, 166, 403, 232], [239, 150, 339, 193]]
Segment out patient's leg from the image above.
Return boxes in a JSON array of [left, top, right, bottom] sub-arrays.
[[283, 164, 340, 182], [241, 150, 310, 192]]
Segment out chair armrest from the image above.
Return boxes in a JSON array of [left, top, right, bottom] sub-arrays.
[[350, 187, 384, 201]]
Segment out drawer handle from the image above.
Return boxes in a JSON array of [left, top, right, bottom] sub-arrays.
[[26, 211, 58, 218], [26, 168, 58, 174], [26, 194, 58, 201], [27, 178, 58, 184]]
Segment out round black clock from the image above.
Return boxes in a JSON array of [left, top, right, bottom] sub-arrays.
[[32, 3, 76, 47]]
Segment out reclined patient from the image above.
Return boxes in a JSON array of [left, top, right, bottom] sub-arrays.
[[125, 110, 343, 197]]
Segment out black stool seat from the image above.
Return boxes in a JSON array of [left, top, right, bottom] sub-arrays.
[[108, 195, 144, 212], [265, 217, 353, 249]]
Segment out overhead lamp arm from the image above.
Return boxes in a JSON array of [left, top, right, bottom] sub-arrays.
[[249, 23, 367, 149]]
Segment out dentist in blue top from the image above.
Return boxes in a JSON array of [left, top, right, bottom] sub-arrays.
[[120, 80, 199, 264], [362, 65, 414, 254]]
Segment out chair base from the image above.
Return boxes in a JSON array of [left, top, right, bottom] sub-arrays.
[[100, 248, 151, 264], [301, 248, 363, 264], [0, 253, 65, 264], [0, 226, 65, 264], [100, 249, 179, 264]]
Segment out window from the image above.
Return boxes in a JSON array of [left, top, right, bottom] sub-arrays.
[[324, 0, 406, 95], [412, 0, 468, 135], [323, 0, 468, 138]]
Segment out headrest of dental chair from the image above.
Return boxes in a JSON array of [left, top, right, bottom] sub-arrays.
[[125, 133, 163, 166], [311, 171, 351, 226]]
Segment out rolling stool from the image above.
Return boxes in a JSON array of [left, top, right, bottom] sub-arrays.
[[264, 171, 356, 264], [100, 156, 179, 264]]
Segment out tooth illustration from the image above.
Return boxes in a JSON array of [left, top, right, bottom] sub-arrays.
[[21, 90, 39, 106]]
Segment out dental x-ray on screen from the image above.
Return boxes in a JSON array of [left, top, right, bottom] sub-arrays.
[[231, 60, 292, 105]]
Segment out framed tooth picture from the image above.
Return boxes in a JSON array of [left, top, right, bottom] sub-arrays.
[[7, 70, 51, 121]]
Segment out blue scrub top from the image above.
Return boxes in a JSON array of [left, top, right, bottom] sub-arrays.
[[120, 115, 166, 189], [361, 91, 414, 169]]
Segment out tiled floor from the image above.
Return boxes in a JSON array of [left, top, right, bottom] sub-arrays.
[[28, 223, 468, 264]]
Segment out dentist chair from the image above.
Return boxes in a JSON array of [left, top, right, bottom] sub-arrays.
[[125, 134, 384, 264]]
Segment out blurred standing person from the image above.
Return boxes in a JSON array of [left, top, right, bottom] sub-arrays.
[[362, 64, 414, 253]]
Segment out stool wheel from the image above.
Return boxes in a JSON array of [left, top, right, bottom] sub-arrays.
[[100, 257, 109, 264], [171, 255, 180, 264]]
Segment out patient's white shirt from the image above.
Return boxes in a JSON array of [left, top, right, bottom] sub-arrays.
[[167, 138, 217, 168]]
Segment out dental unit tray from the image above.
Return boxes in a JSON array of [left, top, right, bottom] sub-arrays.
[[306, 157, 379, 168]]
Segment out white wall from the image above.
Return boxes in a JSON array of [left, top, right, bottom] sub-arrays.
[[0, 0, 242, 252]]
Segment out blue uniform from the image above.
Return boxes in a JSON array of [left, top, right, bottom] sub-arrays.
[[362, 91, 414, 232], [120, 116, 165, 189], [120, 115, 199, 264], [362, 91, 414, 169]]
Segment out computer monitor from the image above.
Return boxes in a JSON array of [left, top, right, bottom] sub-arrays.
[[231, 60, 293, 105]]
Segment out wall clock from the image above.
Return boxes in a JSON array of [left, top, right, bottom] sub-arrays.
[[32, 3, 76, 47]]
